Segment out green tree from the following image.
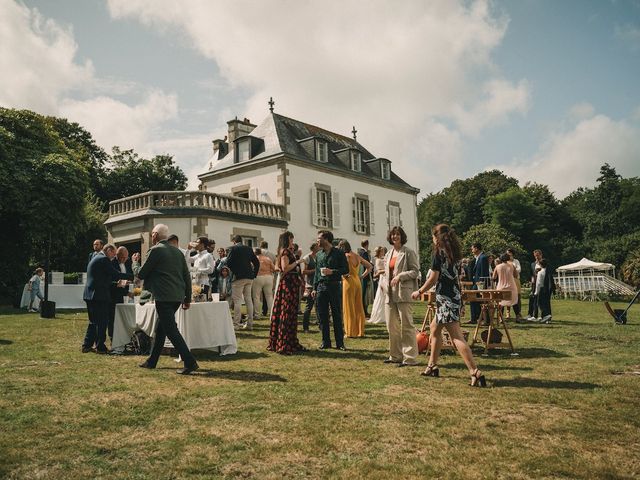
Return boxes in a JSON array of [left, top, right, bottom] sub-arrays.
[[99, 147, 188, 208], [461, 223, 524, 259], [621, 248, 640, 288]]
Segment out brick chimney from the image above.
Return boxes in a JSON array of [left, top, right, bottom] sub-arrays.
[[212, 137, 228, 160], [227, 117, 257, 145]]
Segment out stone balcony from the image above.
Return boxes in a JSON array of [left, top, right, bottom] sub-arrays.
[[107, 190, 287, 222]]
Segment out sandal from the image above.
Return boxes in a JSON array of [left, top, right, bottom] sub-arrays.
[[420, 364, 439, 377], [470, 369, 486, 387]]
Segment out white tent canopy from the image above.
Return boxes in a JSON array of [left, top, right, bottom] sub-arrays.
[[554, 257, 635, 299], [556, 257, 614, 272]]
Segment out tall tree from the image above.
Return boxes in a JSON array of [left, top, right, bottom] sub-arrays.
[[99, 147, 188, 208]]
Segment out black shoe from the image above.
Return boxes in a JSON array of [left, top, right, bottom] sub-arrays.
[[139, 361, 155, 369], [318, 344, 331, 350], [336, 346, 346, 351], [177, 364, 199, 375], [383, 358, 400, 364], [81, 346, 93, 353], [398, 362, 418, 368], [95, 348, 109, 355]]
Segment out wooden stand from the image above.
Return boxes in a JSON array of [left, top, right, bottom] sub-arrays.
[[418, 292, 468, 354], [463, 289, 517, 355]]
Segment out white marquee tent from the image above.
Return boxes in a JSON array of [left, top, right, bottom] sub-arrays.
[[555, 257, 634, 299]]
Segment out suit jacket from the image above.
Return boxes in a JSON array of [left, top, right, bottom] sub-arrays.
[[83, 253, 133, 302], [226, 243, 260, 280], [473, 252, 490, 284], [109, 258, 133, 302], [384, 245, 419, 303], [133, 240, 191, 303]]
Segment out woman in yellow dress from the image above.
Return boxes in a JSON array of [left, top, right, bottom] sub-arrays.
[[338, 240, 373, 338]]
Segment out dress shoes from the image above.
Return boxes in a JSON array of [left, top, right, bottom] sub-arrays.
[[336, 346, 346, 351], [318, 344, 331, 350], [397, 362, 419, 368], [139, 361, 155, 369], [176, 364, 199, 375], [383, 358, 401, 364], [95, 349, 109, 355], [81, 346, 93, 353]]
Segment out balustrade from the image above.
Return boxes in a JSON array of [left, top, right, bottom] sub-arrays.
[[109, 191, 285, 221]]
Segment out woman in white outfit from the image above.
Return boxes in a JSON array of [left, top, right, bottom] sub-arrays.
[[368, 246, 388, 324]]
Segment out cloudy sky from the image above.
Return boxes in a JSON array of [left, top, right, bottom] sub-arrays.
[[2, 0, 639, 198]]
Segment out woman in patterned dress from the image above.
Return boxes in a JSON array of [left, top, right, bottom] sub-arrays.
[[411, 224, 486, 387], [267, 231, 307, 355]]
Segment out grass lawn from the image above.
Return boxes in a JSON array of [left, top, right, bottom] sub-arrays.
[[1, 299, 639, 479]]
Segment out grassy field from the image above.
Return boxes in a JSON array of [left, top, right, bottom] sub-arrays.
[[1, 299, 639, 479]]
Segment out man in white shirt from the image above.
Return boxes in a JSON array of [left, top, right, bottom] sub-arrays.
[[190, 236, 214, 298]]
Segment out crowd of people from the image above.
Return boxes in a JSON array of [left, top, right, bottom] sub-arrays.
[[73, 222, 554, 380]]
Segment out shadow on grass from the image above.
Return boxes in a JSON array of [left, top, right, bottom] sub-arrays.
[[0, 339, 13, 345], [191, 350, 269, 361], [492, 377, 600, 390], [199, 369, 287, 382], [302, 349, 383, 361], [442, 362, 533, 372], [481, 347, 570, 359]]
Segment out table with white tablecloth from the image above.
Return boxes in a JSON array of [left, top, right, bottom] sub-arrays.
[[112, 302, 237, 355], [20, 284, 86, 309]]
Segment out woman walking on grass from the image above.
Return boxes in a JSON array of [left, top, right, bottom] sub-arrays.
[[412, 224, 486, 387]]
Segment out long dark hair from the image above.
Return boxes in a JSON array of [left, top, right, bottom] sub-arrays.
[[275, 231, 294, 269], [432, 223, 462, 265]]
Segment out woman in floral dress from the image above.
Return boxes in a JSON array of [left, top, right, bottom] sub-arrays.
[[412, 223, 486, 387], [267, 231, 306, 355]]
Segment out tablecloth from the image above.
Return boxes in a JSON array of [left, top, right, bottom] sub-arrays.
[[112, 302, 237, 355]]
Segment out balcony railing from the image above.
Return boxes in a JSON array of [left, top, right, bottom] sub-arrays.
[[108, 191, 286, 221]]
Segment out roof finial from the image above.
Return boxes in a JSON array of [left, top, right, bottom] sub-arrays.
[[268, 97, 275, 113], [352, 125, 357, 141]]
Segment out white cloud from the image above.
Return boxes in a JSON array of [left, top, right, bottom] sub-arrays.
[[452, 78, 530, 137], [492, 113, 640, 198], [0, 0, 178, 161], [0, 0, 93, 113], [107, 0, 530, 193], [59, 90, 178, 153]]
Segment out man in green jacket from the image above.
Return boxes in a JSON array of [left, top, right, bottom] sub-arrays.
[[132, 223, 199, 375]]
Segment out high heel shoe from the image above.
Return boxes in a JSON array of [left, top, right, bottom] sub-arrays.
[[420, 364, 439, 377], [470, 369, 486, 387]]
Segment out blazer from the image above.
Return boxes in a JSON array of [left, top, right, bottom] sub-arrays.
[[110, 258, 133, 301], [83, 253, 133, 302], [133, 241, 191, 303], [384, 245, 419, 303], [226, 243, 260, 280], [473, 252, 490, 284]]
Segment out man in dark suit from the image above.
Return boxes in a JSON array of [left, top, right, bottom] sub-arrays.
[[108, 246, 133, 344], [226, 235, 260, 329], [87, 239, 104, 266], [82, 244, 133, 354], [133, 224, 199, 375], [468, 242, 490, 324]]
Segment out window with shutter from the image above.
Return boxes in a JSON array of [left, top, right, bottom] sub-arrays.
[[354, 197, 368, 234], [331, 190, 340, 228], [369, 200, 375, 234]]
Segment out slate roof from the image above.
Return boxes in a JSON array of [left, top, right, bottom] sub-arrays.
[[200, 113, 417, 192]]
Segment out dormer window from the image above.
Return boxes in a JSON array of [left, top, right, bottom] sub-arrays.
[[381, 161, 390, 180], [350, 151, 361, 172], [237, 139, 250, 162], [316, 140, 328, 162]]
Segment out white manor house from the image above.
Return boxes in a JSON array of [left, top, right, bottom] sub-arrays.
[[105, 110, 420, 256]]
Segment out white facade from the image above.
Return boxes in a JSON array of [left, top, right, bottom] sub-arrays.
[[286, 163, 418, 253]]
